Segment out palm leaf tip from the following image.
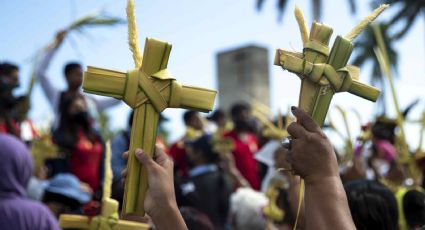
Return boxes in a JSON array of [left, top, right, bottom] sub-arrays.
[[345, 4, 389, 42], [67, 13, 125, 32]]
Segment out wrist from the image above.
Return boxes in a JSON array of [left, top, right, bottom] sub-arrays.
[[304, 174, 341, 187], [151, 201, 187, 230], [149, 198, 178, 220]]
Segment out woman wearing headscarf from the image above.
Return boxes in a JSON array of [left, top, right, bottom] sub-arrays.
[[0, 134, 59, 230]]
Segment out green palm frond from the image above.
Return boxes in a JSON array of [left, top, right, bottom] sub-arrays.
[[67, 12, 125, 33], [378, 0, 425, 39], [352, 23, 398, 86], [256, 0, 356, 21], [22, 11, 125, 120], [256, 0, 289, 21], [351, 23, 398, 113]]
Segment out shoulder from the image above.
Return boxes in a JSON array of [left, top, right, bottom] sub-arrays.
[[0, 199, 59, 229]]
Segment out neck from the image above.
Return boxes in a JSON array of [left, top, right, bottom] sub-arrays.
[[66, 88, 80, 94]]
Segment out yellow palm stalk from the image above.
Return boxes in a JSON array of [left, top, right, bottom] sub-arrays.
[[82, 0, 217, 216], [274, 5, 387, 230], [59, 142, 149, 229]]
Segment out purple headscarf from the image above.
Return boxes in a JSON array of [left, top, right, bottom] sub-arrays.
[[0, 134, 59, 230]]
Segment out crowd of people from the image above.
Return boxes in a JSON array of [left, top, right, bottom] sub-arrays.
[[1, 31, 425, 230]]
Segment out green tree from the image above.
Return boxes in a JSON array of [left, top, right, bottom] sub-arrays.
[[378, 0, 425, 40], [256, 0, 357, 21], [352, 23, 399, 87]]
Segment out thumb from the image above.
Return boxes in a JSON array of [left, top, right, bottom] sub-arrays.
[[135, 148, 157, 172], [291, 106, 322, 133]]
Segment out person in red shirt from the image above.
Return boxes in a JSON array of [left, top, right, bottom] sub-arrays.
[[53, 94, 104, 196], [169, 111, 204, 178], [0, 62, 21, 137], [224, 102, 260, 190]]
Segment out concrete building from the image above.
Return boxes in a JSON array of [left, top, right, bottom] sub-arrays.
[[216, 45, 270, 112]]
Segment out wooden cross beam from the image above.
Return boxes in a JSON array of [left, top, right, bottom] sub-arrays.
[[274, 5, 388, 127], [83, 38, 217, 216]]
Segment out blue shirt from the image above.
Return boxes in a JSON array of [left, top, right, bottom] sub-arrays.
[[111, 130, 130, 181]]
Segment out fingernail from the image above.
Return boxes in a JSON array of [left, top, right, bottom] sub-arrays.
[[291, 106, 297, 111], [135, 149, 143, 157]]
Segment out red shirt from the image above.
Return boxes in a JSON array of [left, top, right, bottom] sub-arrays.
[[69, 130, 103, 192], [169, 141, 189, 177], [225, 131, 260, 190], [0, 119, 20, 137]]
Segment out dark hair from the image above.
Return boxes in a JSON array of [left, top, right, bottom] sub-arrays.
[[183, 110, 199, 125], [276, 188, 295, 225], [0, 62, 19, 76], [54, 95, 95, 152], [180, 207, 215, 230], [372, 117, 397, 144], [207, 109, 226, 122], [344, 180, 398, 230], [403, 190, 425, 229], [42, 191, 81, 211], [230, 102, 251, 119], [190, 134, 220, 164], [64, 62, 81, 77]]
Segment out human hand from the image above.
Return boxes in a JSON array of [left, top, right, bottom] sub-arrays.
[[121, 146, 177, 219], [343, 156, 367, 182], [286, 107, 339, 185]]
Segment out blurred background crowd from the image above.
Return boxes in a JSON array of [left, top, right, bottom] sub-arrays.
[[1, 0, 425, 229]]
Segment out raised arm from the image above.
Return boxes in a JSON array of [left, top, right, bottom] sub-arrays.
[[35, 31, 66, 106], [286, 107, 356, 230], [86, 94, 121, 111]]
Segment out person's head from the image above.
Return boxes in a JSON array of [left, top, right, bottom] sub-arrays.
[[64, 62, 83, 91], [179, 207, 215, 230], [56, 95, 92, 151], [0, 134, 33, 198], [0, 62, 20, 89], [183, 110, 203, 130], [231, 188, 268, 230], [372, 117, 397, 144], [230, 102, 256, 133], [403, 190, 425, 229], [186, 134, 220, 168], [59, 94, 89, 128], [344, 180, 398, 230], [207, 109, 227, 128], [42, 173, 91, 218]]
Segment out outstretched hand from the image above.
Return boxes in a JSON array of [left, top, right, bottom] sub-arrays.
[[286, 107, 339, 185]]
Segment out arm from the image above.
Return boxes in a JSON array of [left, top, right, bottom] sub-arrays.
[[304, 177, 353, 230], [220, 153, 251, 188], [35, 31, 66, 105], [287, 107, 356, 230], [87, 94, 121, 111]]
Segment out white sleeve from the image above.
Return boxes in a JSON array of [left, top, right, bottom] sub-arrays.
[[35, 47, 60, 106], [86, 94, 121, 111]]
